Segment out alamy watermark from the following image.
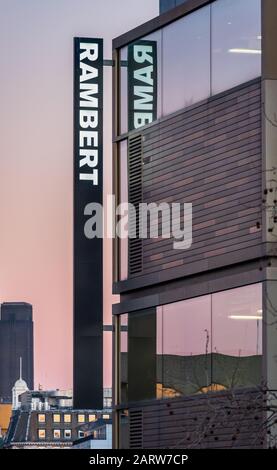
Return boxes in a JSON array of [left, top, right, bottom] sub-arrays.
[[84, 195, 192, 250]]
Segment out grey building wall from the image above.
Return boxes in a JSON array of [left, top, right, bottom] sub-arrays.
[[0, 303, 34, 402]]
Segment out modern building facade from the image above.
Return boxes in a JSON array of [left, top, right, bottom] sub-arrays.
[[112, 0, 277, 449], [0, 302, 33, 403]]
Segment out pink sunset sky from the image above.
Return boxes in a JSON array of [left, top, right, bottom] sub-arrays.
[[0, 0, 158, 390]]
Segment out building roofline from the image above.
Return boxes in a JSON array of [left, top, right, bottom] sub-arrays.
[[112, 0, 213, 49], [1, 302, 32, 306]]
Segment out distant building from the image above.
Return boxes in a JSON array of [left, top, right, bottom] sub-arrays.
[[103, 388, 112, 409], [73, 419, 112, 449], [4, 409, 112, 449], [12, 358, 29, 409], [4, 385, 112, 448], [0, 404, 12, 439], [19, 389, 73, 411], [0, 302, 33, 402]]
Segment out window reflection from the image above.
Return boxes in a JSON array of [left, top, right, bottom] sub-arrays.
[[162, 5, 210, 115], [157, 295, 212, 397], [211, 0, 261, 94], [212, 284, 262, 389], [120, 283, 263, 404], [118, 0, 261, 132]]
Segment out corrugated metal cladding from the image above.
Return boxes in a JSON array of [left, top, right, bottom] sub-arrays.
[[128, 389, 263, 449], [128, 78, 262, 278]]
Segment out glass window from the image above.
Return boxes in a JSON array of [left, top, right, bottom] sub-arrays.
[[103, 414, 110, 420], [211, 0, 261, 95], [53, 414, 60, 423], [118, 0, 261, 135], [38, 429, 46, 440], [78, 430, 85, 438], [64, 429, 71, 439], [78, 414, 85, 423], [64, 414, 71, 423], [162, 4, 211, 115], [212, 284, 262, 389], [38, 414, 45, 423], [158, 295, 212, 398], [53, 429, 61, 440], [89, 414, 96, 422], [119, 284, 263, 404]]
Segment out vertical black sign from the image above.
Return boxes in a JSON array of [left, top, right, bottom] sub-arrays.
[[128, 40, 157, 131], [74, 38, 103, 409]]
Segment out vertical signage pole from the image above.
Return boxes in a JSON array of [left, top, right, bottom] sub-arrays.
[[73, 37, 103, 409]]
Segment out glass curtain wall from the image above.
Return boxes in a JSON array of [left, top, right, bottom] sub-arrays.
[[119, 0, 261, 134], [119, 283, 263, 404]]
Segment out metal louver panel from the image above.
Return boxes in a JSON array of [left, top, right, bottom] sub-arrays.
[[128, 135, 143, 276], [129, 409, 143, 449]]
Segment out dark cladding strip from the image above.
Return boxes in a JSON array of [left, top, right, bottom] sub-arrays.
[[73, 38, 103, 409]]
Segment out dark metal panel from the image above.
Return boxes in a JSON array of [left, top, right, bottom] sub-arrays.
[[113, 244, 265, 296], [113, 294, 160, 315], [73, 38, 103, 409], [112, 258, 266, 314]]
